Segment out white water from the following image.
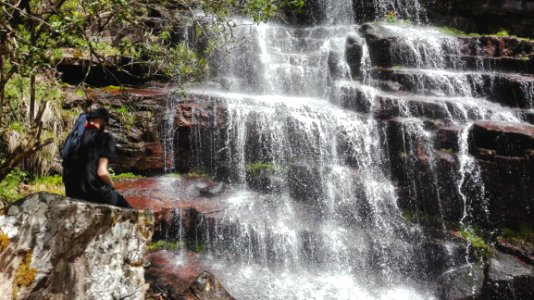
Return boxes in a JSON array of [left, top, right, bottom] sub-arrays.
[[166, 0, 530, 299]]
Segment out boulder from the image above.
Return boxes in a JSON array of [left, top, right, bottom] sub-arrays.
[[482, 251, 534, 299], [0, 193, 153, 300]]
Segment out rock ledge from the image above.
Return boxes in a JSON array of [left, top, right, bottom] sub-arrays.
[[0, 192, 154, 300]]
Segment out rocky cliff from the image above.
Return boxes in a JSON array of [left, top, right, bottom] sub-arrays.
[[421, 0, 534, 38]]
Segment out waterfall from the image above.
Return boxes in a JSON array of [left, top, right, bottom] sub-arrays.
[[162, 95, 176, 173], [166, 0, 530, 299], [353, 0, 427, 24]]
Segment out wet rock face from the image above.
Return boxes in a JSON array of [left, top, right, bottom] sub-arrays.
[[64, 87, 171, 174], [360, 23, 534, 74], [345, 35, 364, 78], [146, 251, 234, 300], [63, 89, 228, 175], [438, 263, 485, 300], [421, 0, 534, 39], [0, 193, 153, 300], [470, 122, 534, 228], [482, 252, 534, 299], [183, 271, 235, 300]]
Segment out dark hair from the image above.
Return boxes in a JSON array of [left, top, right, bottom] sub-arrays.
[[88, 108, 111, 123]]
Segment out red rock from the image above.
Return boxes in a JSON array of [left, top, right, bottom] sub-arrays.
[[471, 121, 534, 157], [145, 251, 234, 300], [115, 176, 226, 242]]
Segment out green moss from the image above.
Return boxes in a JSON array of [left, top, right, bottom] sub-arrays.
[[164, 171, 210, 179], [104, 85, 123, 91], [164, 173, 182, 179], [494, 29, 510, 37], [148, 239, 209, 253], [457, 228, 487, 250], [437, 26, 468, 36], [455, 226, 493, 258], [519, 54, 530, 61], [148, 240, 183, 251], [74, 88, 86, 97], [246, 162, 280, 175], [185, 171, 210, 179], [112, 172, 144, 180], [15, 251, 37, 289], [439, 148, 454, 154], [437, 26, 532, 41], [186, 240, 207, 253]]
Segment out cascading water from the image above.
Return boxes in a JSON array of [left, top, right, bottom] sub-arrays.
[[162, 0, 532, 299]]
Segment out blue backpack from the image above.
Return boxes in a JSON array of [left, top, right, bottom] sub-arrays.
[[61, 113, 87, 163]]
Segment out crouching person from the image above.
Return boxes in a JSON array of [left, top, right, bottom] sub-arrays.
[[63, 108, 132, 208]]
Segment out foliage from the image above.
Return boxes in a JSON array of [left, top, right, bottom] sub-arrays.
[[113, 105, 135, 131], [29, 175, 64, 195], [0, 0, 304, 185], [0, 169, 27, 202], [384, 10, 397, 23], [499, 226, 534, 246], [437, 26, 532, 41], [0, 171, 67, 202]]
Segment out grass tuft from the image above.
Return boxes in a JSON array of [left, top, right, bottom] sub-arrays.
[[148, 240, 183, 251]]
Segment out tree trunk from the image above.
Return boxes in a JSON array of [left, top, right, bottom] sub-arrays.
[[0, 54, 4, 126], [0, 101, 52, 182], [29, 73, 35, 123]]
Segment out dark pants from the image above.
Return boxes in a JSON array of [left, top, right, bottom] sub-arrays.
[[109, 190, 132, 208], [64, 177, 132, 209]]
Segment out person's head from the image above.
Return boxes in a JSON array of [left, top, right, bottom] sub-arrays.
[[87, 108, 111, 130], [84, 102, 102, 114]]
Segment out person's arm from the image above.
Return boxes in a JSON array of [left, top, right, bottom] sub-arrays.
[[97, 157, 115, 189]]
